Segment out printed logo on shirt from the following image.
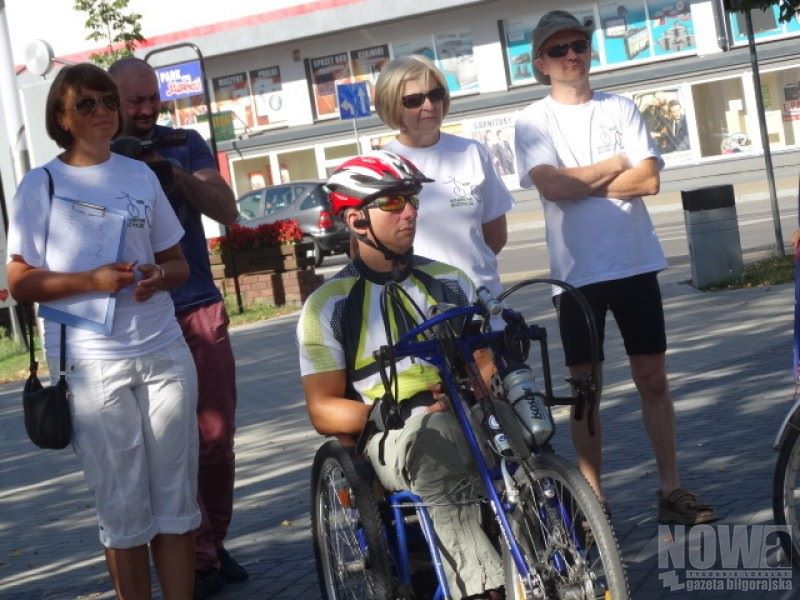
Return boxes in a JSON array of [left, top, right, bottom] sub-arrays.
[[595, 119, 624, 159], [443, 176, 481, 208], [119, 192, 152, 228]]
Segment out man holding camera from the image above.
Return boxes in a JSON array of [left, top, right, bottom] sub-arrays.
[[110, 58, 245, 598]]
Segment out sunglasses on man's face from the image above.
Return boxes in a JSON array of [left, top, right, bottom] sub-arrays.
[[401, 86, 446, 109], [367, 194, 420, 213], [542, 39, 590, 59], [74, 93, 120, 116]]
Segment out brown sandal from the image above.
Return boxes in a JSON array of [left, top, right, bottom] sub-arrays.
[[658, 488, 717, 525]]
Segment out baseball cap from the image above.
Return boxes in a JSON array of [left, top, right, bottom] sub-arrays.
[[532, 10, 594, 85]]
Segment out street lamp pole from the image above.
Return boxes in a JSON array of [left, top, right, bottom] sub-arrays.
[[743, 9, 785, 256]]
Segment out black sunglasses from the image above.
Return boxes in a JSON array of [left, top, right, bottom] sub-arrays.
[[74, 93, 120, 116], [542, 39, 590, 59], [401, 86, 446, 109]]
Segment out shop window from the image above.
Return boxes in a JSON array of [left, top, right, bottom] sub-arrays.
[[759, 66, 800, 148], [691, 78, 753, 157], [500, 1, 695, 87], [324, 143, 359, 162], [392, 29, 478, 94]]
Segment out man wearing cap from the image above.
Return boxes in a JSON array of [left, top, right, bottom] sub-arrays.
[[514, 10, 716, 525]]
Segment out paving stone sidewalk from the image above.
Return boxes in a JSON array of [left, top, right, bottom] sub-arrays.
[[1, 259, 799, 599]]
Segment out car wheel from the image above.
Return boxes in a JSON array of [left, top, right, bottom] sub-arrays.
[[310, 239, 324, 267]]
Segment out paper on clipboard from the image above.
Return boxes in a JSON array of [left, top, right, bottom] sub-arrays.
[[38, 195, 127, 334]]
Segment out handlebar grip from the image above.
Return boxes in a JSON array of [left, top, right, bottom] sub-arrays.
[[477, 286, 503, 316]]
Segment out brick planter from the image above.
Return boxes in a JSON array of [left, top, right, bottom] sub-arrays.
[[209, 242, 315, 278], [209, 242, 322, 307]]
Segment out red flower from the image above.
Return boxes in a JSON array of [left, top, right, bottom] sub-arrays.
[[208, 220, 304, 254]]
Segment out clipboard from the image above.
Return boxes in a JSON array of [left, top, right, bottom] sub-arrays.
[[38, 194, 128, 335]]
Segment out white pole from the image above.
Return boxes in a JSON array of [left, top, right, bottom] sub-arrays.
[[0, 0, 29, 345], [0, 0, 30, 183]]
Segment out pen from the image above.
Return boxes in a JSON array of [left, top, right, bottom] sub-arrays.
[[128, 261, 138, 272]]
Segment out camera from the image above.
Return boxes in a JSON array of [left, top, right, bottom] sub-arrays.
[[110, 130, 188, 194]]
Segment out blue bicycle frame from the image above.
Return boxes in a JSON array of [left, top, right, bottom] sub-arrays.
[[383, 302, 543, 598]]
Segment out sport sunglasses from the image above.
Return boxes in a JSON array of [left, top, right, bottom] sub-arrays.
[[74, 93, 120, 116], [366, 195, 420, 213], [542, 39, 590, 58], [401, 86, 446, 109]]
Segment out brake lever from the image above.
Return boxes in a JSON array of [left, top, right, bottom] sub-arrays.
[[566, 373, 598, 437]]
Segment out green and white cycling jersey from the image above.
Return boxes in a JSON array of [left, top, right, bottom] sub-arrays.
[[297, 256, 475, 405]]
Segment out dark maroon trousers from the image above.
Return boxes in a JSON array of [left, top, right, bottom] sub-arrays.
[[177, 301, 237, 572]]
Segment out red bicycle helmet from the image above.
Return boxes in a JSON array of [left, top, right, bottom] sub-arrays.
[[325, 150, 432, 216]]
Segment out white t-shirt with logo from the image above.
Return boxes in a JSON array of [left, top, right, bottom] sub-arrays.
[[7, 153, 185, 359], [384, 133, 514, 297], [514, 91, 667, 293]]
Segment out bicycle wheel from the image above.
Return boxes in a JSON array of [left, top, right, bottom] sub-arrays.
[[772, 409, 800, 568], [311, 440, 399, 600], [504, 452, 629, 600]]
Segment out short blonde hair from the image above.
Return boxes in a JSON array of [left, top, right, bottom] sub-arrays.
[[375, 55, 450, 131]]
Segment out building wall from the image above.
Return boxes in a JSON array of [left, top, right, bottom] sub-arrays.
[[15, 1, 800, 226]]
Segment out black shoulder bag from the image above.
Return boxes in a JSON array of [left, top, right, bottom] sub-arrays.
[[21, 167, 72, 450]]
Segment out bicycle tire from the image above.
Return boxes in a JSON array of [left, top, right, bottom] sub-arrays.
[[772, 412, 800, 568], [505, 452, 630, 600], [311, 440, 400, 600]]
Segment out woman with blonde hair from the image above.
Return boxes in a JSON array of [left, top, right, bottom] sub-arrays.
[[375, 55, 513, 304]]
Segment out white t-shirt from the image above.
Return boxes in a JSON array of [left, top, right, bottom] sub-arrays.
[[7, 153, 185, 359], [384, 133, 514, 297], [514, 91, 667, 292]]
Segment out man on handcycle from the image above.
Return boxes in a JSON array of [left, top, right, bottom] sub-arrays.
[[297, 150, 504, 599]]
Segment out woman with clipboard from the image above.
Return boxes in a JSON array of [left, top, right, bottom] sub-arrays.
[[7, 63, 198, 599]]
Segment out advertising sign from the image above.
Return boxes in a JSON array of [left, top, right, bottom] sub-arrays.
[[211, 111, 236, 142], [155, 61, 204, 101], [434, 30, 478, 92], [633, 88, 691, 155], [250, 66, 284, 126], [308, 53, 351, 118], [350, 45, 389, 103], [212, 72, 253, 131]]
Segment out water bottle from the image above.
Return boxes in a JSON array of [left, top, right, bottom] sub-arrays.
[[502, 366, 554, 447]]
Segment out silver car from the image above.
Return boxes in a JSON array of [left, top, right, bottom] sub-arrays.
[[236, 181, 351, 267]]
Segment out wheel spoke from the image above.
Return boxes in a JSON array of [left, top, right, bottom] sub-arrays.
[[507, 455, 628, 599]]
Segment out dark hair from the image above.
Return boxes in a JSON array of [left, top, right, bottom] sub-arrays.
[[45, 63, 121, 149]]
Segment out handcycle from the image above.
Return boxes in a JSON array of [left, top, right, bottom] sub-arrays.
[[310, 279, 629, 599]]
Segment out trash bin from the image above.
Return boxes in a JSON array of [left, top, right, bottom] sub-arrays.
[[681, 184, 743, 288]]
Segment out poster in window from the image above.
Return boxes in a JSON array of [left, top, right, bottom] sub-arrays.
[[730, 5, 781, 42], [212, 73, 253, 132], [787, 11, 800, 34], [599, 1, 650, 63], [466, 112, 519, 190], [250, 66, 284, 126], [308, 53, 352, 118], [392, 37, 435, 62], [647, 0, 695, 56], [350, 45, 389, 104], [433, 30, 478, 93], [503, 17, 537, 85], [633, 88, 690, 155], [784, 83, 800, 122]]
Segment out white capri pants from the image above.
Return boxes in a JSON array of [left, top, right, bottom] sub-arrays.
[[51, 336, 201, 549]]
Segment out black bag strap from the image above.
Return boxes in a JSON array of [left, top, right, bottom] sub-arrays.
[[27, 167, 66, 383]]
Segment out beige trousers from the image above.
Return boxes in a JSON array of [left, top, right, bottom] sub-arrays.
[[365, 411, 504, 599]]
